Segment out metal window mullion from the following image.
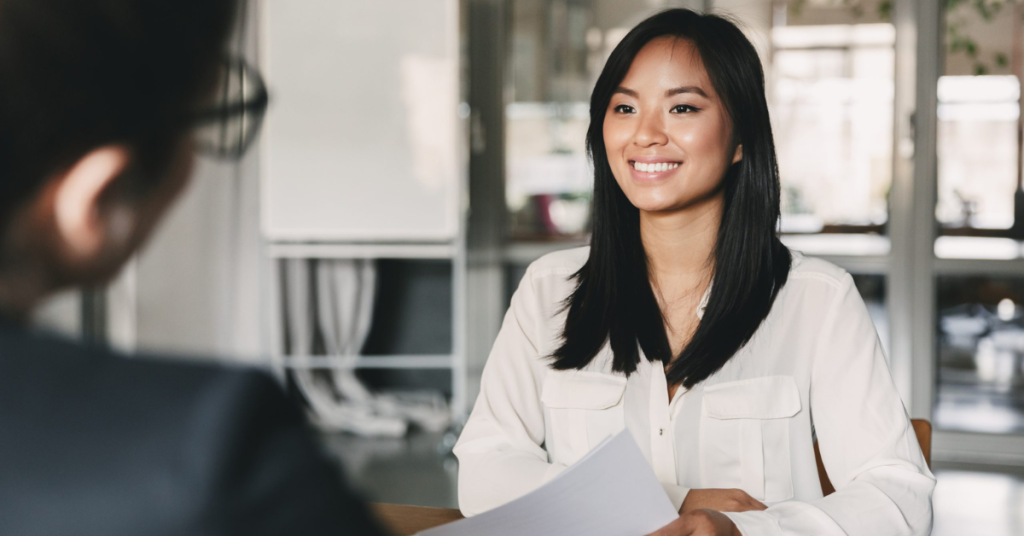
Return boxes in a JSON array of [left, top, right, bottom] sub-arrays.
[[886, 0, 919, 410], [908, 0, 942, 421], [889, 0, 941, 420], [464, 0, 509, 422]]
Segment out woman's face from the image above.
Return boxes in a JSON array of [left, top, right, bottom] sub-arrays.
[[602, 37, 741, 214]]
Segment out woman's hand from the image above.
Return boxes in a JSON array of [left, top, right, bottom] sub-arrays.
[[680, 488, 766, 514], [645, 509, 742, 536]]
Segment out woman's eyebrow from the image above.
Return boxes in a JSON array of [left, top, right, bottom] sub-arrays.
[[613, 86, 638, 98], [613, 86, 709, 98], [666, 86, 708, 98]]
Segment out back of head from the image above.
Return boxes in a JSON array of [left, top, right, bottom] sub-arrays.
[[0, 0, 238, 233]]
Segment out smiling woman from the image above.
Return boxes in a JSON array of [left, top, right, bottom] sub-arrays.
[[455, 9, 934, 536], [553, 12, 789, 392]]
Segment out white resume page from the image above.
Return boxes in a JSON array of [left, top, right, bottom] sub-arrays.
[[419, 430, 679, 536]]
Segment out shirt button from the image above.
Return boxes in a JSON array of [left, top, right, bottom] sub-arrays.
[[659, 428, 664, 436]]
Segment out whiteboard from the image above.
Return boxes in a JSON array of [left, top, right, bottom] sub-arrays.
[[261, 0, 461, 242]]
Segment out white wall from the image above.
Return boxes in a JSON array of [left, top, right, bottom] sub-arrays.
[[126, 150, 269, 361], [107, 5, 270, 362]]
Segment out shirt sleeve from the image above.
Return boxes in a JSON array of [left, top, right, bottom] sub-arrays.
[[725, 273, 935, 536], [454, 265, 565, 517]]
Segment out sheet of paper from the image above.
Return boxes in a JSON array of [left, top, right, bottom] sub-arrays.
[[419, 430, 679, 536]]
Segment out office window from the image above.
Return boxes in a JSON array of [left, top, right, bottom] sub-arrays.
[[936, 76, 1019, 232], [932, 2, 1024, 436], [935, 4, 1021, 240], [771, 23, 895, 235]]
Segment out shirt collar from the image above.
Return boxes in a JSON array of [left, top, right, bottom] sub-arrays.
[[696, 280, 713, 321]]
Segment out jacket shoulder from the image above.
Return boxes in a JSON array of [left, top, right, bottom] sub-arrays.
[[0, 327, 383, 535]]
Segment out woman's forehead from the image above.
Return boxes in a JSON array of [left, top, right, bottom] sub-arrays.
[[620, 37, 713, 96]]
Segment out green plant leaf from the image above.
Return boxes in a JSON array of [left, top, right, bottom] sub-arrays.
[[878, 1, 893, 20]]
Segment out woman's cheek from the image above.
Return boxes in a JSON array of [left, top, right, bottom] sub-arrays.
[[603, 123, 630, 155]]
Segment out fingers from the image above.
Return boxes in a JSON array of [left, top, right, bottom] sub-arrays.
[[745, 495, 767, 511], [682, 488, 769, 515], [729, 489, 767, 512], [663, 492, 762, 535], [644, 514, 689, 536], [676, 510, 722, 536]]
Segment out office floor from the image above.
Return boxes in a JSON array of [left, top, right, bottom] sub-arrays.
[[321, 430, 459, 509], [930, 462, 1024, 536], [321, 431, 1024, 534]]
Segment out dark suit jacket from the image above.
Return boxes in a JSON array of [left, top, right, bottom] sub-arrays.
[[0, 320, 387, 536]]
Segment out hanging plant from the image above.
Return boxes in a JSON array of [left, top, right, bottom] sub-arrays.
[[790, 0, 1021, 76]]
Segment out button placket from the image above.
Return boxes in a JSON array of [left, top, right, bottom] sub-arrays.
[[649, 360, 678, 485]]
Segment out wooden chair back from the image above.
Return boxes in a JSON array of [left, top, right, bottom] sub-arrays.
[[815, 419, 932, 496]]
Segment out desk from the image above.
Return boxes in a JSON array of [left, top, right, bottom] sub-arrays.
[[371, 503, 464, 535]]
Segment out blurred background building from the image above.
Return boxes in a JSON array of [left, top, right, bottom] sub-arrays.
[[29, 0, 1024, 533]]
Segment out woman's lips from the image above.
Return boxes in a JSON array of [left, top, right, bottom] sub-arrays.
[[628, 159, 681, 181]]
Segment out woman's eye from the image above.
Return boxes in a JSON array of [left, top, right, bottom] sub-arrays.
[[672, 104, 699, 114], [613, 104, 635, 114]]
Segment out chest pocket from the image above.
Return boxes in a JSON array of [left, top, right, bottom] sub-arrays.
[[700, 375, 801, 503], [541, 370, 627, 466]]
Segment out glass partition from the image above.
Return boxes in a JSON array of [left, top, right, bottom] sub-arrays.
[[931, 2, 1024, 439]]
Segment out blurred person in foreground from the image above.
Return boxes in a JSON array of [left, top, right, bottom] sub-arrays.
[[0, 1, 386, 534]]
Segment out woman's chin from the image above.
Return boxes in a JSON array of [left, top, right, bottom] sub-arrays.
[[625, 186, 725, 216], [626, 194, 687, 214]]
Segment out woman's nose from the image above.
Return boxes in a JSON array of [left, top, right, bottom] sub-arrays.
[[633, 112, 668, 147]]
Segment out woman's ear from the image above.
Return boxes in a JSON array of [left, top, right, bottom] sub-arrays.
[[52, 146, 133, 260], [732, 143, 743, 164]]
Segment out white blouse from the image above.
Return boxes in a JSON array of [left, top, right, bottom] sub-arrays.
[[454, 247, 935, 535]]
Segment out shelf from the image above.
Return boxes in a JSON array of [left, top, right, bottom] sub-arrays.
[[504, 237, 891, 274], [934, 258, 1024, 276], [933, 430, 1024, 465], [503, 240, 589, 265], [780, 233, 891, 257], [811, 255, 889, 275], [271, 355, 454, 369], [929, 238, 1024, 274], [934, 237, 1024, 261], [268, 242, 458, 260]]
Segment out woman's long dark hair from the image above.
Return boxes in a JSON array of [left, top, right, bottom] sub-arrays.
[[551, 9, 791, 389]]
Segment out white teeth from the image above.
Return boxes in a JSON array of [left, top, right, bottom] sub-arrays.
[[632, 161, 679, 172]]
